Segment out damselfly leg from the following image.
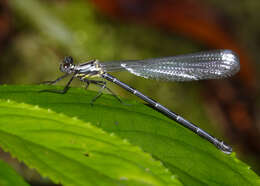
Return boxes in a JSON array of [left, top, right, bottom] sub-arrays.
[[40, 74, 69, 85], [39, 74, 75, 94], [83, 79, 122, 105], [40, 75, 122, 104]]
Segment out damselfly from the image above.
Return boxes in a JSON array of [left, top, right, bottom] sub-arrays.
[[42, 50, 240, 154]]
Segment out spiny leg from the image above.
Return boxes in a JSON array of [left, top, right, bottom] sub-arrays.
[[84, 79, 105, 90], [89, 82, 106, 105], [39, 74, 69, 85], [40, 75, 75, 94], [101, 84, 122, 104], [83, 79, 122, 105], [85, 80, 90, 90]]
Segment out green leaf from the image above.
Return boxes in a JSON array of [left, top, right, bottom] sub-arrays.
[[0, 99, 181, 186], [0, 85, 260, 186], [0, 159, 29, 186]]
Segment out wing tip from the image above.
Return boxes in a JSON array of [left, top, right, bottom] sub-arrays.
[[220, 49, 240, 76]]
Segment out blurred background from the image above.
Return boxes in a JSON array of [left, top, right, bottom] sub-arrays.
[[0, 0, 259, 184]]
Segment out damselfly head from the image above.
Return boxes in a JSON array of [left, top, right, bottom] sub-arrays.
[[60, 56, 75, 74]]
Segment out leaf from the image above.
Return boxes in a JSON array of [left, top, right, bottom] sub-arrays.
[[0, 85, 260, 186], [0, 159, 29, 186], [0, 99, 181, 186]]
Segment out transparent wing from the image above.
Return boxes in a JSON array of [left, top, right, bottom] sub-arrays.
[[99, 50, 240, 81]]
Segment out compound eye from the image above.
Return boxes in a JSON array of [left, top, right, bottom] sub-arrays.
[[63, 56, 74, 64], [63, 63, 70, 68]]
